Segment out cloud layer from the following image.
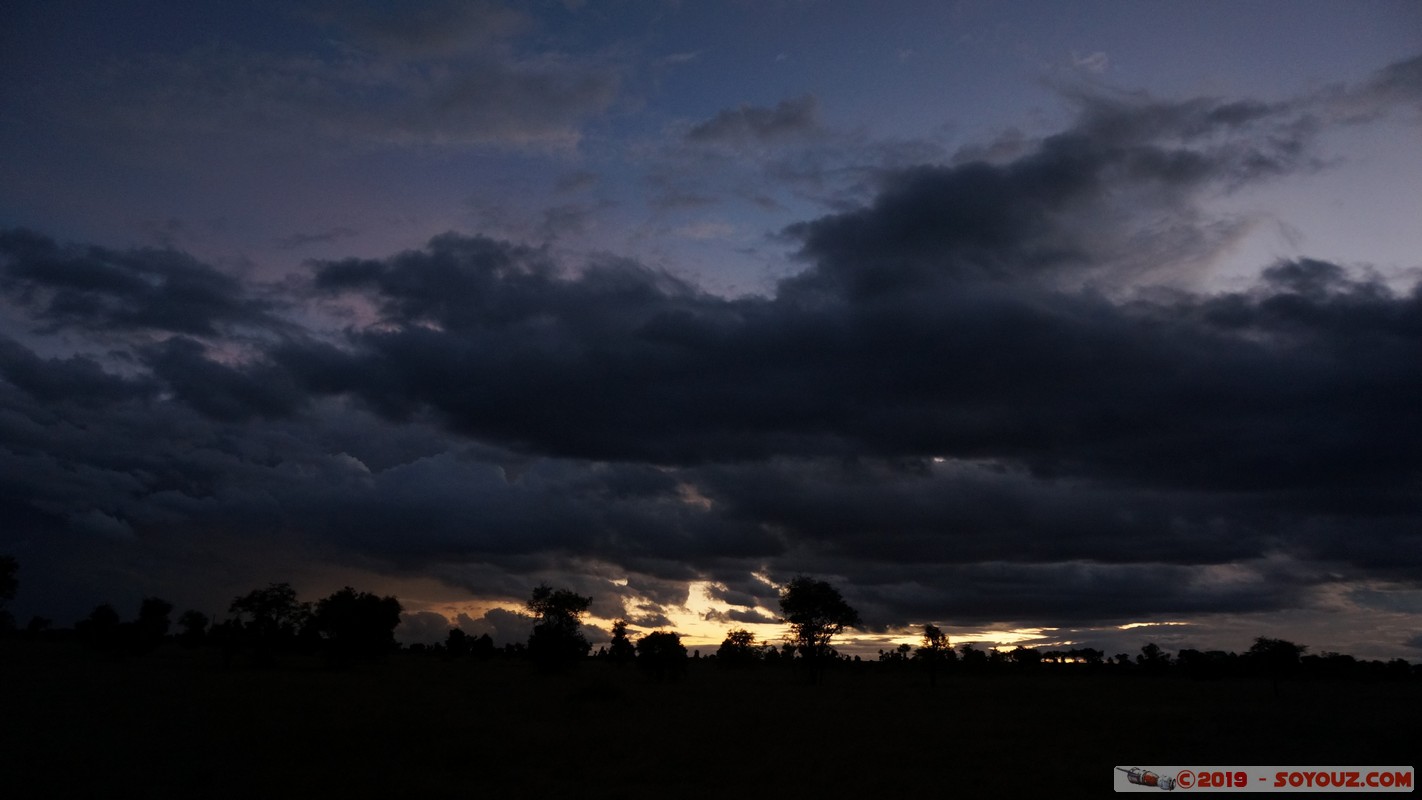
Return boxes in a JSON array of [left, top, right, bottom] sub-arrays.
[[2, 58, 1421, 654]]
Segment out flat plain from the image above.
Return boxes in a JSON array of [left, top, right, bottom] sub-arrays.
[[2, 641, 1415, 798]]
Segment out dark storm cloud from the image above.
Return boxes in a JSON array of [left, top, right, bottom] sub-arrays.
[[143, 337, 306, 422], [0, 336, 156, 407], [783, 92, 1311, 294], [293, 235, 1421, 500], [842, 559, 1304, 629], [273, 81, 1422, 504], [397, 610, 452, 645], [691, 458, 1275, 568], [704, 607, 778, 626], [0, 347, 742, 621], [0, 328, 781, 621], [685, 95, 822, 145], [456, 608, 534, 647], [260, 76, 1422, 625], [0, 229, 275, 336], [5, 59, 1422, 633]]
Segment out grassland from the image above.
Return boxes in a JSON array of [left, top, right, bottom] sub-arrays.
[[2, 640, 1415, 798]]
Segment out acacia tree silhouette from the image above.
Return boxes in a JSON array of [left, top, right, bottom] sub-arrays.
[[916, 624, 953, 686], [779, 576, 859, 682], [525, 585, 592, 670]]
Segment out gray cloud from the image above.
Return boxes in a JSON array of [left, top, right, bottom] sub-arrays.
[[276, 227, 362, 250], [0, 229, 277, 337], [456, 607, 534, 647], [397, 610, 452, 645], [686, 95, 822, 146]]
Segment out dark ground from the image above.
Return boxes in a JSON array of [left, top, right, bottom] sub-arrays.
[[2, 641, 1415, 798]]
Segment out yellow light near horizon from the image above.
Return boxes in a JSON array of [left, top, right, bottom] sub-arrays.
[[584, 579, 788, 650]]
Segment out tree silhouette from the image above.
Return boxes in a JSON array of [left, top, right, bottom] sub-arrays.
[[445, 627, 471, 658], [636, 631, 688, 681], [525, 585, 592, 670], [779, 575, 859, 681], [1070, 647, 1105, 667], [1248, 637, 1306, 694], [312, 586, 402, 663], [1009, 646, 1042, 669], [607, 619, 636, 665], [716, 628, 759, 668], [229, 583, 310, 662], [915, 624, 954, 685], [1136, 642, 1170, 673]]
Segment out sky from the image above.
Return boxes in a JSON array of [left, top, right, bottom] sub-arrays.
[[2, 0, 1421, 660]]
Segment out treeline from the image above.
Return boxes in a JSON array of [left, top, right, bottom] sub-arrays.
[[2, 556, 1417, 683], [10, 582, 403, 666], [862, 631, 1420, 683]]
